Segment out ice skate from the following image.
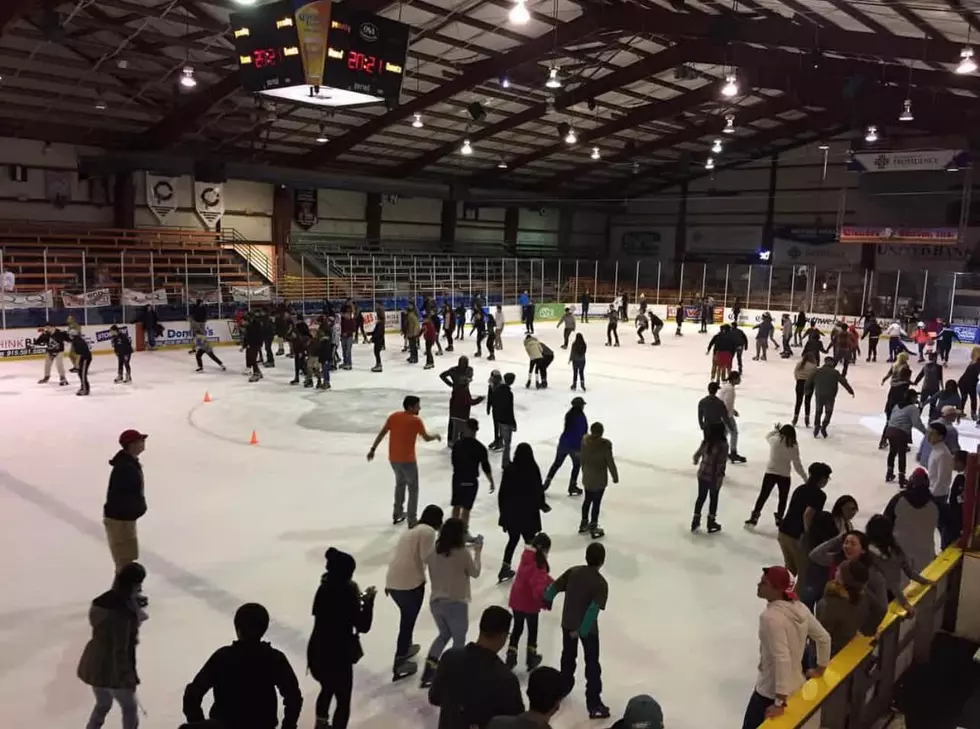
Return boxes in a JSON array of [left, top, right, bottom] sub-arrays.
[[691, 514, 701, 532], [588, 703, 611, 720], [885, 471, 895, 483], [590, 524, 605, 539], [707, 517, 722, 534], [820, 426, 828, 438], [423, 363, 434, 370], [289, 378, 299, 385], [571, 383, 577, 390], [114, 376, 123, 384], [59, 378, 69, 386], [525, 379, 532, 389], [248, 373, 262, 383], [419, 657, 438, 688], [304, 379, 314, 388], [69, 367, 78, 373], [578, 520, 590, 534], [568, 485, 583, 496], [196, 367, 204, 372], [526, 646, 542, 671], [393, 513, 407, 526], [392, 659, 418, 682], [729, 452, 746, 464], [744, 514, 758, 527], [76, 389, 89, 397], [505, 646, 518, 670], [371, 365, 383, 373], [37, 377, 49, 384], [497, 565, 515, 583]]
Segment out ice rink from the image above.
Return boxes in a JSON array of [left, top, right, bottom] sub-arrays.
[[1, 319, 973, 729]]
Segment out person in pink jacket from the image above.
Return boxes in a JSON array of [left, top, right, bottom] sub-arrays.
[[505, 533, 553, 671]]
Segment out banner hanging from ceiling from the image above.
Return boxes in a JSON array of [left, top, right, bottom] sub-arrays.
[[145, 173, 178, 224], [294, 188, 318, 230], [838, 226, 959, 244], [848, 149, 970, 173], [293, 0, 332, 87], [194, 181, 225, 230]]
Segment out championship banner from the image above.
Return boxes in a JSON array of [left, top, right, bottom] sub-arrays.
[[293, 0, 332, 86], [122, 288, 168, 306], [231, 285, 272, 302], [61, 288, 111, 308], [848, 149, 969, 173], [294, 188, 318, 230], [146, 173, 178, 224], [1, 290, 53, 310], [838, 226, 959, 245], [194, 181, 225, 230]]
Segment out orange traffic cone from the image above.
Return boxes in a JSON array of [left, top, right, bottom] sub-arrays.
[[203, 391, 212, 403], [249, 430, 259, 445]]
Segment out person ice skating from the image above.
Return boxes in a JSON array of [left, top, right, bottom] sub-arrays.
[[731, 298, 742, 329], [923, 419, 955, 499], [422, 313, 438, 370], [958, 348, 980, 420], [448, 371, 484, 446], [620, 290, 630, 321], [504, 533, 553, 670], [883, 389, 925, 486], [935, 321, 960, 365], [911, 322, 931, 363], [706, 324, 737, 383], [428, 605, 525, 729], [605, 305, 620, 346], [880, 353, 914, 439], [885, 320, 910, 362], [545, 542, 610, 719], [340, 307, 356, 370], [102, 429, 148, 574], [442, 304, 455, 353], [739, 566, 830, 729], [273, 308, 290, 356], [569, 333, 587, 391], [406, 305, 421, 364], [492, 373, 518, 467], [290, 320, 313, 387], [77, 562, 148, 729], [71, 328, 92, 396], [524, 334, 553, 389], [544, 397, 588, 496], [35, 322, 71, 386], [487, 371, 504, 449], [913, 352, 943, 403], [635, 309, 649, 343], [368, 396, 442, 527], [494, 304, 505, 347], [244, 312, 265, 383], [311, 318, 332, 390], [691, 423, 727, 534], [420, 518, 483, 688], [456, 303, 468, 340], [259, 308, 276, 368], [579, 422, 618, 538], [638, 293, 648, 317], [746, 424, 807, 528], [307, 549, 375, 729], [731, 324, 749, 375], [439, 356, 473, 391], [805, 357, 855, 438], [923, 379, 962, 422], [801, 322, 826, 360], [752, 313, 778, 361], [471, 308, 487, 358], [355, 304, 369, 344], [777, 462, 832, 576], [648, 310, 663, 345], [557, 307, 576, 349], [698, 381, 733, 436], [65, 313, 82, 371], [862, 316, 882, 362], [136, 304, 160, 351], [580, 290, 591, 323], [720, 372, 746, 463], [193, 330, 226, 373], [183, 603, 303, 729], [793, 310, 807, 347], [674, 301, 685, 336], [486, 311, 498, 361], [779, 314, 793, 358], [497, 443, 548, 582], [884, 468, 939, 573], [699, 297, 711, 334], [370, 305, 386, 372], [109, 325, 133, 384], [451, 418, 495, 536]]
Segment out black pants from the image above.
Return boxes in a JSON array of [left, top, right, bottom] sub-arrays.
[[116, 353, 131, 379], [700, 318, 708, 333], [793, 326, 804, 346], [581, 308, 589, 323], [793, 380, 812, 423], [408, 336, 419, 362], [886, 428, 908, 477], [444, 328, 454, 351], [736, 347, 744, 373], [388, 584, 424, 660], [314, 662, 353, 729], [571, 360, 585, 388], [560, 631, 602, 708], [606, 323, 619, 345], [885, 383, 910, 421], [486, 331, 496, 358], [960, 383, 977, 417], [651, 323, 662, 344], [938, 341, 951, 364], [503, 526, 538, 565], [77, 355, 92, 393], [373, 341, 383, 367], [694, 478, 719, 517], [357, 320, 367, 342], [751, 473, 790, 520], [636, 323, 647, 343], [814, 395, 835, 428], [475, 332, 485, 356], [195, 350, 223, 368], [867, 336, 879, 361], [264, 337, 274, 364], [456, 320, 465, 340], [425, 339, 434, 366], [581, 488, 604, 525], [246, 344, 262, 374], [510, 611, 539, 652], [834, 353, 850, 377], [741, 690, 775, 729], [563, 328, 572, 348], [294, 354, 308, 380]]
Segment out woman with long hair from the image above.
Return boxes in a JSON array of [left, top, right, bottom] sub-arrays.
[[879, 352, 913, 448], [505, 532, 553, 670], [746, 423, 807, 527], [830, 495, 859, 534], [569, 333, 587, 391], [865, 514, 932, 615], [692, 422, 728, 533], [420, 517, 482, 687], [809, 529, 887, 610], [882, 388, 926, 486], [958, 346, 980, 420], [797, 511, 840, 609], [307, 548, 376, 729], [792, 352, 819, 427], [497, 443, 548, 582]]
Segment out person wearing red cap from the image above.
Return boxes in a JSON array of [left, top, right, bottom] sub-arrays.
[[741, 566, 831, 729], [104, 430, 148, 571]]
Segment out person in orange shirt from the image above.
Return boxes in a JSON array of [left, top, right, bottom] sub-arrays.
[[368, 396, 442, 526], [912, 322, 932, 363]]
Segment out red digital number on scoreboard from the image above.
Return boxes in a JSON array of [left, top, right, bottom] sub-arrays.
[[252, 48, 279, 69], [347, 51, 381, 76]]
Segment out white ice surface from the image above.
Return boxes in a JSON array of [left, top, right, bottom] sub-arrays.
[[0, 323, 974, 729]]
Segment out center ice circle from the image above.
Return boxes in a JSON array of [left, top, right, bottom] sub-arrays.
[[296, 387, 444, 434]]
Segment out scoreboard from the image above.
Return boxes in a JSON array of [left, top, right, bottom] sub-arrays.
[[231, 0, 410, 107]]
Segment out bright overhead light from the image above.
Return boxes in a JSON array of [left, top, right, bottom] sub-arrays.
[[509, 0, 530, 25], [461, 139, 473, 155], [865, 125, 878, 143], [957, 46, 977, 75], [545, 67, 562, 89], [723, 114, 735, 134], [818, 141, 829, 151], [711, 138, 722, 154], [497, 159, 508, 169], [233, 0, 258, 4], [721, 73, 739, 98], [500, 76, 511, 89], [412, 112, 423, 128], [899, 99, 914, 122], [180, 65, 197, 88], [315, 125, 328, 143], [94, 98, 107, 111], [705, 156, 715, 170], [591, 146, 600, 160], [564, 128, 577, 145]]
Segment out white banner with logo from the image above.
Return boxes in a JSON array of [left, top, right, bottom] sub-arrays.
[[849, 149, 969, 173], [145, 173, 178, 224], [231, 285, 271, 303], [61, 288, 111, 308], [122, 288, 168, 306], [194, 181, 224, 230], [1, 290, 54, 310], [186, 288, 221, 304], [772, 227, 861, 267]]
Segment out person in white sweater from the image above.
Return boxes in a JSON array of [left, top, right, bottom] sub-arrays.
[[746, 424, 808, 527], [421, 517, 483, 688], [741, 566, 831, 729], [385, 505, 444, 681], [720, 371, 746, 463]]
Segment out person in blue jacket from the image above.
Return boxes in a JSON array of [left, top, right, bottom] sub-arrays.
[[543, 397, 588, 496]]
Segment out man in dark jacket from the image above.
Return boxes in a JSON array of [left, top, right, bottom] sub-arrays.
[[104, 430, 148, 571], [183, 602, 303, 729], [492, 373, 517, 468], [72, 329, 93, 396], [697, 382, 733, 434], [136, 304, 160, 350], [244, 312, 265, 382], [580, 291, 591, 323], [429, 605, 524, 729], [487, 667, 566, 729], [805, 357, 855, 438], [35, 323, 71, 385], [110, 325, 133, 384]]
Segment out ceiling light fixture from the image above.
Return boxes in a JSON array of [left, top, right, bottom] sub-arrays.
[[545, 67, 562, 89], [497, 159, 508, 169], [233, 0, 258, 4], [564, 128, 577, 145], [721, 73, 739, 98], [315, 125, 328, 143], [591, 146, 600, 160], [705, 156, 715, 170], [899, 99, 914, 122], [500, 76, 511, 89], [711, 138, 722, 154], [957, 46, 977, 75], [180, 65, 197, 88], [723, 114, 735, 134], [818, 141, 829, 151], [412, 112, 423, 128], [509, 0, 530, 24], [461, 139, 473, 155], [94, 97, 107, 111], [865, 125, 879, 143]]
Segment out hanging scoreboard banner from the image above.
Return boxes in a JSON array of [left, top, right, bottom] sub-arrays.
[[231, 0, 410, 108], [294, 188, 318, 229]]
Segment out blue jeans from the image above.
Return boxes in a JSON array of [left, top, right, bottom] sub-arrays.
[[86, 687, 138, 729], [545, 445, 580, 491], [427, 598, 468, 660], [498, 424, 515, 468], [388, 584, 425, 660], [341, 336, 353, 366], [321, 360, 330, 384], [571, 360, 585, 387]]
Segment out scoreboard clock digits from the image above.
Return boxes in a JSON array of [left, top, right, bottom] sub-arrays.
[[347, 51, 380, 75], [252, 48, 279, 69]]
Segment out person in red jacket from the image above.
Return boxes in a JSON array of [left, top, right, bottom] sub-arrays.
[[449, 372, 484, 446], [505, 533, 553, 671], [422, 314, 438, 370]]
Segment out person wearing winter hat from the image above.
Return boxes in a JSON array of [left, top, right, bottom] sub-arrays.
[[183, 603, 303, 729], [885, 468, 940, 573], [104, 430, 148, 571], [741, 566, 831, 729], [77, 562, 148, 729], [487, 666, 567, 729], [609, 695, 665, 729], [307, 548, 377, 729]]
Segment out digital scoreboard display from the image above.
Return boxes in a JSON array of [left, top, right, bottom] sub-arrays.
[[231, 0, 410, 107]]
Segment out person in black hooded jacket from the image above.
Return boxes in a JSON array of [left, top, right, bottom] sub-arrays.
[[104, 429, 148, 571], [308, 548, 377, 729], [183, 602, 302, 729]]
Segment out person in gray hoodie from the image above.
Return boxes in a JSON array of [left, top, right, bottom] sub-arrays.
[[804, 357, 854, 438], [578, 422, 619, 539], [557, 307, 576, 349], [487, 666, 566, 729], [884, 467, 939, 573]]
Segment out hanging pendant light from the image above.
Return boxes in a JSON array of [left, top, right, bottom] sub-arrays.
[[315, 125, 328, 143], [545, 67, 562, 89], [721, 73, 739, 98], [865, 125, 879, 143], [497, 159, 508, 169], [564, 128, 577, 145], [957, 46, 977, 74], [509, 0, 530, 24], [899, 99, 913, 122], [723, 114, 735, 134], [705, 157, 715, 170], [711, 138, 722, 154], [180, 65, 197, 88], [412, 112, 424, 128], [590, 146, 600, 160], [460, 139, 473, 155]]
